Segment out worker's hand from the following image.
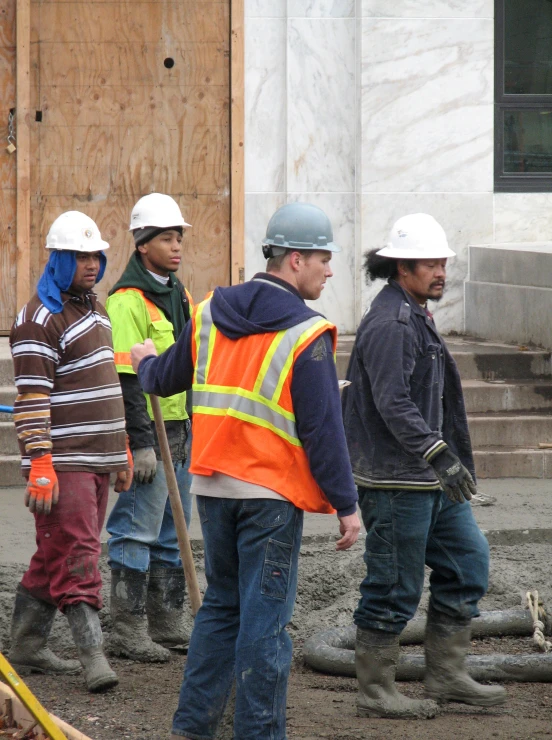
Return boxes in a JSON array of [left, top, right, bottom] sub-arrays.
[[114, 470, 133, 492], [133, 446, 157, 484], [429, 447, 477, 504], [336, 511, 361, 551], [131, 339, 157, 373], [114, 439, 134, 492], [26, 454, 59, 515]]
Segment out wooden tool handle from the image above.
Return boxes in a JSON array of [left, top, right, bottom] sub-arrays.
[[538, 442, 552, 449], [150, 394, 202, 616]]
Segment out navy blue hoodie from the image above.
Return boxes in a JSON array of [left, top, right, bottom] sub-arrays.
[[137, 273, 358, 517]]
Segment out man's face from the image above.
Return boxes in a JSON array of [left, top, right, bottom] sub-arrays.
[[138, 229, 183, 276], [400, 258, 447, 304], [70, 251, 102, 294], [295, 250, 334, 301]]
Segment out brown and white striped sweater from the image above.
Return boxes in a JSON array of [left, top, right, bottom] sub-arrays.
[[10, 291, 127, 474]]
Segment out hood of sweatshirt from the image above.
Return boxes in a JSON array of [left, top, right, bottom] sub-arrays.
[[209, 273, 324, 340]]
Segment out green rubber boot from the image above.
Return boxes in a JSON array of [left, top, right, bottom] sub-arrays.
[[424, 605, 507, 707], [8, 584, 81, 676]]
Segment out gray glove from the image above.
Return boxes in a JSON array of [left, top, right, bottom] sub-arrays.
[[132, 447, 157, 484], [429, 447, 477, 504]]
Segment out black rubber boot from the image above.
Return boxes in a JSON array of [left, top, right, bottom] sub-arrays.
[[356, 627, 439, 719], [65, 601, 118, 693], [424, 604, 507, 706], [109, 568, 170, 662], [146, 567, 190, 651], [8, 584, 81, 676]]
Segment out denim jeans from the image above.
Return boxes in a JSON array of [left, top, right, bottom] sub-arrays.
[[171, 496, 304, 740], [106, 456, 192, 571], [354, 487, 489, 634]]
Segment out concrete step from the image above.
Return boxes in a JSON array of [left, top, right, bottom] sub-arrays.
[[466, 243, 552, 349], [474, 448, 552, 479], [0, 421, 19, 455], [0, 455, 23, 487], [462, 379, 552, 413], [0, 385, 16, 421], [337, 335, 552, 382], [468, 414, 552, 449], [0, 340, 13, 386]]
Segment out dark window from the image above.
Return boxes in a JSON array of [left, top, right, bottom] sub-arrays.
[[495, 0, 552, 191]]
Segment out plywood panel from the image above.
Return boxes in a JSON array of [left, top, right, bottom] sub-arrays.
[[39, 42, 229, 87], [152, 125, 229, 195], [38, 84, 229, 128], [0, 0, 16, 330], [27, 0, 231, 317], [0, 0, 15, 47], [37, 2, 229, 44], [0, 191, 17, 327]]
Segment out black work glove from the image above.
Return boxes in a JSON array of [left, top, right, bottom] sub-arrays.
[[429, 447, 477, 504]]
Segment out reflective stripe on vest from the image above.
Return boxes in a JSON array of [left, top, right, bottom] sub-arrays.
[[116, 288, 163, 322], [192, 300, 333, 445]]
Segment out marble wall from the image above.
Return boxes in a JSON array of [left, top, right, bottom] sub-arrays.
[[244, 1, 549, 336]]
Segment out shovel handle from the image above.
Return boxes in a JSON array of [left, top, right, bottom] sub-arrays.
[[150, 394, 202, 616]]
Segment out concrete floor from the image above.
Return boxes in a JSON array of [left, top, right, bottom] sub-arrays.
[[0, 478, 551, 565]]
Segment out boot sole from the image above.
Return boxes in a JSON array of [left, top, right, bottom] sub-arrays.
[[108, 645, 170, 663], [357, 706, 438, 720], [88, 674, 119, 693], [10, 663, 82, 676], [427, 691, 507, 707]]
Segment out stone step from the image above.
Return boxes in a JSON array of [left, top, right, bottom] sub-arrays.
[[337, 336, 552, 382], [474, 448, 552, 479], [0, 341, 13, 386], [0, 385, 16, 421], [0, 421, 19, 455], [468, 414, 552, 449], [0, 455, 23, 487], [462, 379, 552, 413]]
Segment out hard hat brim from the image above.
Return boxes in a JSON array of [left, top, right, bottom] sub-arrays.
[[46, 239, 110, 252], [128, 220, 191, 231], [376, 244, 456, 259], [261, 239, 341, 253]]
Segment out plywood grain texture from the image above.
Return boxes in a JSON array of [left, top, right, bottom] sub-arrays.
[[15, 0, 31, 315], [0, 0, 236, 329], [24, 0, 232, 313], [0, 0, 16, 332], [230, 0, 243, 284]]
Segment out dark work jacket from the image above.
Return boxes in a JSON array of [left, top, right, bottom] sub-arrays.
[[341, 280, 475, 490]]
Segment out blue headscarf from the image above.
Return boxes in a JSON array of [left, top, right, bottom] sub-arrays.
[[37, 250, 107, 314]]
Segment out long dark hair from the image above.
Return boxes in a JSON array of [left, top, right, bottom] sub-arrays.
[[363, 249, 417, 283]]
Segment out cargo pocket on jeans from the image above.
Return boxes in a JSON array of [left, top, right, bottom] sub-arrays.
[[365, 524, 398, 586], [261, 538, 292, 600]]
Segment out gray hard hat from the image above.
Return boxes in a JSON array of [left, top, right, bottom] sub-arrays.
[[262, 203, 340, 258]]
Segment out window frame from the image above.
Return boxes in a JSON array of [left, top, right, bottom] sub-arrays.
[[495, 0, 552, 192]]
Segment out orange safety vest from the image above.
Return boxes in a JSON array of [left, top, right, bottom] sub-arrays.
[[190, 298, 338, 514]]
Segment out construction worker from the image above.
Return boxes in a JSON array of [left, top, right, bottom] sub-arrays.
[[8, 211, 132, 693], [342, 213, 507, 719], [105, 193, 194, 662], [130, 202, 361, 740]]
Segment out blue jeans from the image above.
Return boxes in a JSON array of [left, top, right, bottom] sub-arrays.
[[171, 496, 304, 740], [107, 457, 192, 571], [354, 487, 489, 634]]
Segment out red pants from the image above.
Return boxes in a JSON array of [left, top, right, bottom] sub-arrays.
[[21, 471, 109, 612]]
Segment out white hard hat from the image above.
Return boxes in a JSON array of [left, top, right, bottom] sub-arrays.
[[46, 211, 110, 252], [377, 213, 455, 260], [129, 193, 191, 231]]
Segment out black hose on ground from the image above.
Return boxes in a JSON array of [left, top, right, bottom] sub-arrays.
[[303, 609, 552, 682]]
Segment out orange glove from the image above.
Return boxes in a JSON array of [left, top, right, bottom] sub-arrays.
[[114, 438, 134, 493], [26, 454, 59, 515]]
